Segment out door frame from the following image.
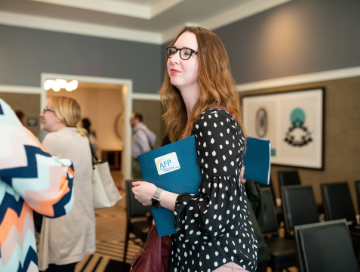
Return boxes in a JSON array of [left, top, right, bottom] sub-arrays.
[[41, 73, 133, 182]]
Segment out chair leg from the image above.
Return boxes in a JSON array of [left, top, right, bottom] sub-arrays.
[[123, 224, 130, 263]]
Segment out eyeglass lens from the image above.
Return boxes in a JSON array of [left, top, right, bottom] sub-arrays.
[[167, 48, 194, 60], [43, 107, 54, 113]]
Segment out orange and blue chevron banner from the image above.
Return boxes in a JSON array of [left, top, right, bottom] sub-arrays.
[[0, 99, 74, 272]]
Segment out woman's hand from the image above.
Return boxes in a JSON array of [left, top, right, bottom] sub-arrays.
[[132, 181, 157, 206]]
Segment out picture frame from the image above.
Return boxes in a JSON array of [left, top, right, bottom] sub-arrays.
[[242, 88, 325, 169]]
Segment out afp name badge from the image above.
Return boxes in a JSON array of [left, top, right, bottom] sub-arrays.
[[155, 152, 180, 175]]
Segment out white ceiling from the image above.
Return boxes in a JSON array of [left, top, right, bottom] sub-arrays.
[[0, 0, 291, 44]]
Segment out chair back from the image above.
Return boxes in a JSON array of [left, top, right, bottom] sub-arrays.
[[295, 219, 359, 272], [355, 180, 360, 216], [282, 185, 319, 235], [321, 182, 356, 223], [258, 177, 276, 205], [126, 180, 151, 221], [278, 171, 301, 187], [260, 187, 279, 235]]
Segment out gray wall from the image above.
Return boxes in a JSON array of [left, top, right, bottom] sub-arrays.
[[1, 1, 360, 93], [0, 25, 162, 93], [214, 0, 360, 84]]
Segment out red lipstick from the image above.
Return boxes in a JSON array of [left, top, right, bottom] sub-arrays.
[[170, 69, 181, 74]]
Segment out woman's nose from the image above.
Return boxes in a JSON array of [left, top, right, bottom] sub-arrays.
[[171, 50, 181, 63]]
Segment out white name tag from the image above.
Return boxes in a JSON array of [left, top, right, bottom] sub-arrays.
[[155, 152, 180, 175]]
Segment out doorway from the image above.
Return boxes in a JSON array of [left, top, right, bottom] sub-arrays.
[[41, 73, 132, 188]]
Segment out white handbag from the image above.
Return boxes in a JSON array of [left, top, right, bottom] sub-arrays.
[[90, 142, 122, 209]]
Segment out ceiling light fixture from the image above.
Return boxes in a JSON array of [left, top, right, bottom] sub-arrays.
[[44, 79, 79, 92]]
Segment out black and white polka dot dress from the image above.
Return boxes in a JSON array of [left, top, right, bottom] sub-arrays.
[[171, 108, 258, 272]]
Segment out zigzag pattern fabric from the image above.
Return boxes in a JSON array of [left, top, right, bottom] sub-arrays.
[[0, 99, 75, 272]]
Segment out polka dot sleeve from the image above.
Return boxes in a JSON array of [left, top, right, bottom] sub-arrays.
[[174, 108, 246, 241], [171, 109, 257, 272]]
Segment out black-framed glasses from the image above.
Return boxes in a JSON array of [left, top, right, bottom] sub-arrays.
[[166, 47, 198, 60], [43, 107, 55, 114]]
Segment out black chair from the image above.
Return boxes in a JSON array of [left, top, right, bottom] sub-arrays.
[[258, 177, 276, 205], [321, 182, 356, 222], [124, 180, 151, 262], [278, 171, 301, 187], [355, 180, 360, 216], [259, 177, 284, 224], [321, 182, 360, 237], [281, 185, 319, 237], [294, 219, 359, 272], [277, 171, 301, 222], [261, 188, 296, 272]]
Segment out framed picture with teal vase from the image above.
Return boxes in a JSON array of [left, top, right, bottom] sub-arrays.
[[242, 88, 324, 169]]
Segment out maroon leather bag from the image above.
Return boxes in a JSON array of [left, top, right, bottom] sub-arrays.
[[130, 224, 171, 272]]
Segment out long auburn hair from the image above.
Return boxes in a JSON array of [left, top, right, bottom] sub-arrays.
[[160, 26, 246, 142]]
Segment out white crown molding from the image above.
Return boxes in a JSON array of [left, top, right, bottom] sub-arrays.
[[1, 1, 291, 44], [161, 0, 292, 43], [151, 0, 184, 18], [131, 93, 161, 101], [31, 0, 151, 19], [0, 11, 162, 44], [0, 85, 42, 94], [236, 66, 360, 92], [31, 0, 183, 20], [161, 24, 188, 44], [200, 0, 292, 31]]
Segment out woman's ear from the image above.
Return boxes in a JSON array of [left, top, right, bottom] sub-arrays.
[[55, 115, 64, 124]]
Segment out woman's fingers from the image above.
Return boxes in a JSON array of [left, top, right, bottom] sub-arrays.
[[132, 181, 146, 187], [132, 182, 157, 206]]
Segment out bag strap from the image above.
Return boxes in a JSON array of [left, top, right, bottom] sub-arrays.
[[89, 140, 100, 166], [137, 127, 154, 150]]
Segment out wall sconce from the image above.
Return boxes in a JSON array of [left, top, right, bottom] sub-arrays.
[[44, 79, 78, 92]]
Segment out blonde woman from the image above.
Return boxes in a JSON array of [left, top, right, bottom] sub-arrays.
[[38, 96, 95, 272], [133, 27, 257, 272]]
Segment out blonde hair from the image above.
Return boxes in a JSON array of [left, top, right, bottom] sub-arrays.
[[50, 96, 87, 137], [160, 26, 246, 142]]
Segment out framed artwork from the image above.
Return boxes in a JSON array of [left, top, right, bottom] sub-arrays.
[[242, 88, 324, 169]]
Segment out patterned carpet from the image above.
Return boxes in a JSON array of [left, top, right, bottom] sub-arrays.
[[75, 191, 143, 272]]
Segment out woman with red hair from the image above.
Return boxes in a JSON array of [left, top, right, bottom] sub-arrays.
[[133, 27, 257, 272]]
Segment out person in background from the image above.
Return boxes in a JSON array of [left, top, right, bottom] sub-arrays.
[[130, 112, 156, 178], [15, 109, 25, 125], [0, 99, 74, 272], [81, 117, 99, 151], [37, 96, 95, 272], [132, 26, 258, 272]]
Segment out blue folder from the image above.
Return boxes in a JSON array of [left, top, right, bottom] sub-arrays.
[[137, 136, 202, 237], [243, 137, 271, 185]]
